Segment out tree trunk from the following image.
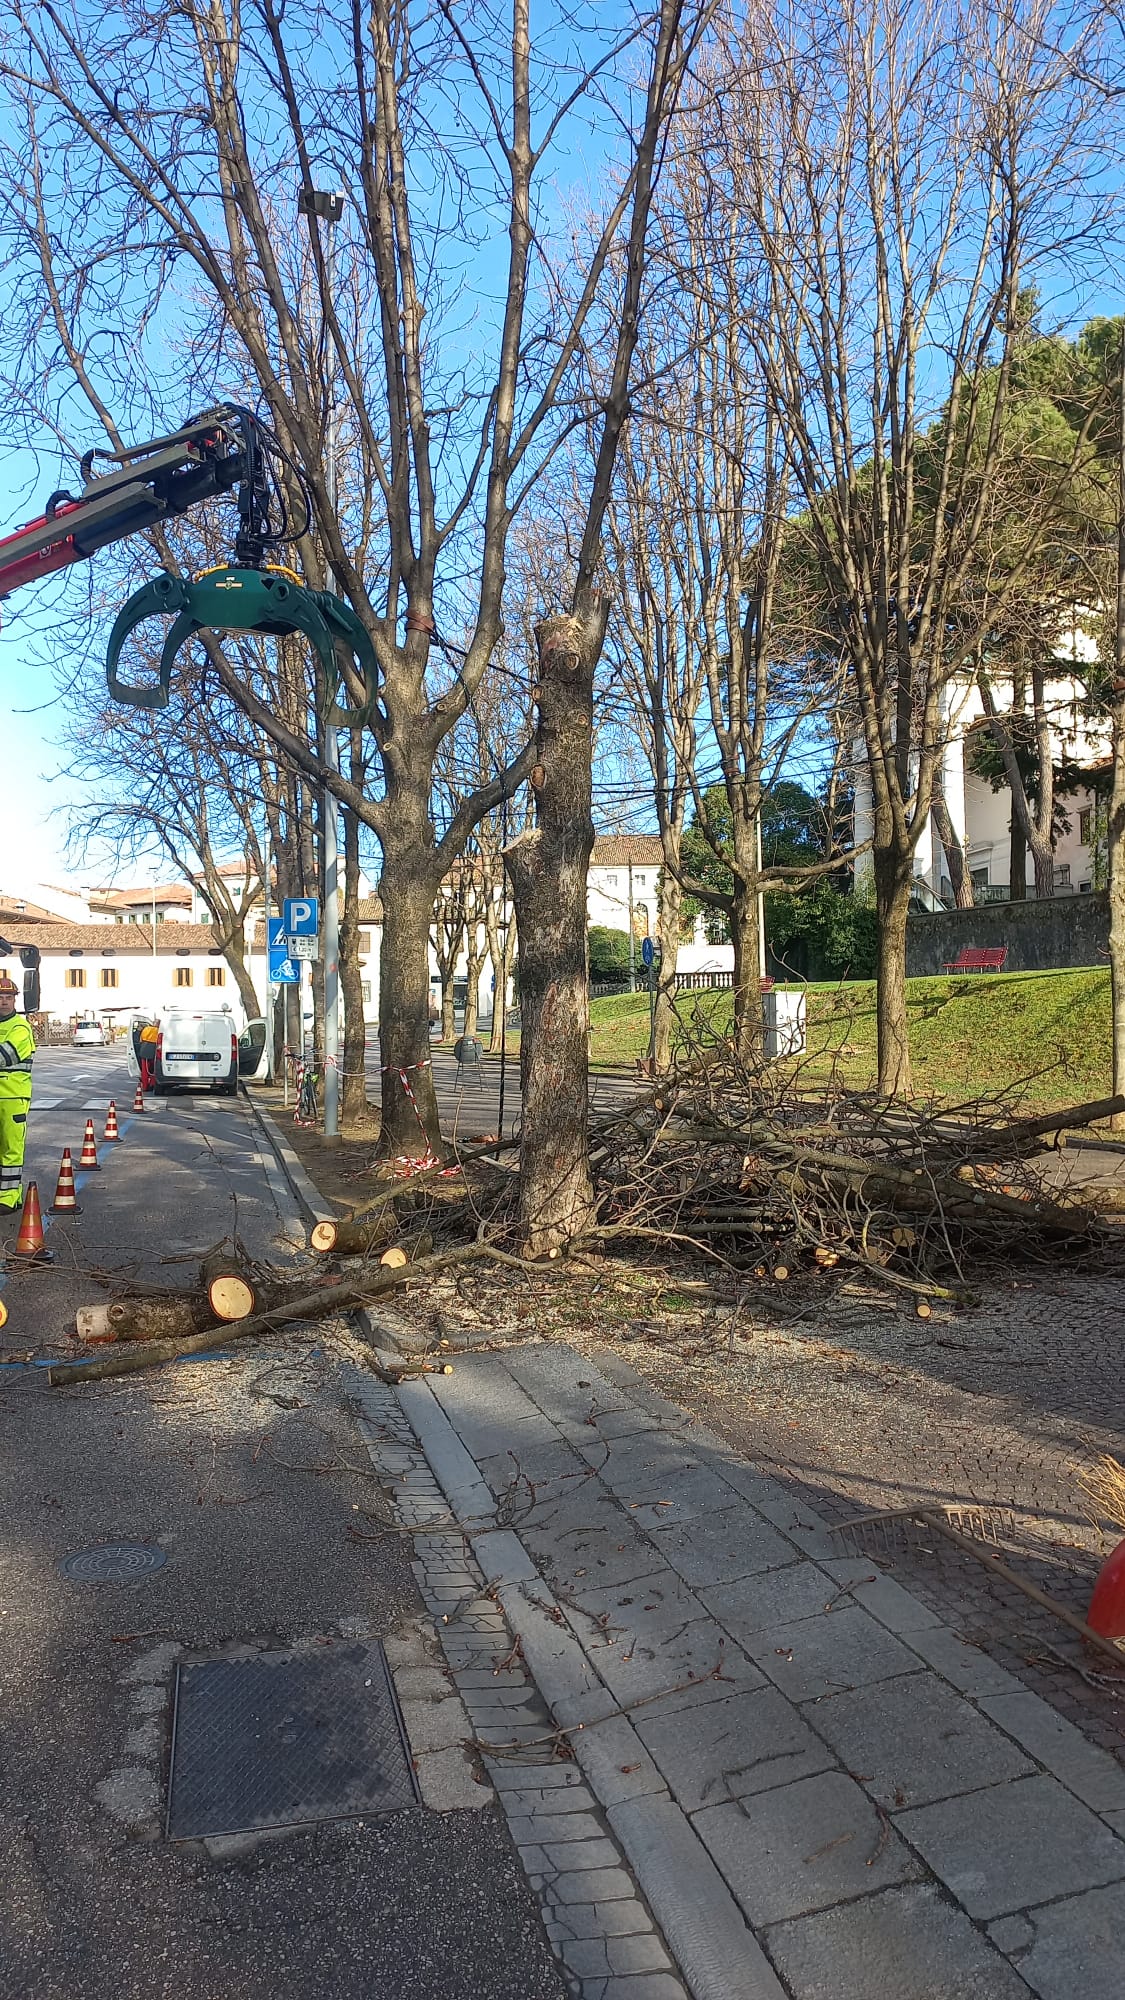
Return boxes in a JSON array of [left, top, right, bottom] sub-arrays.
[[339, 770, 369, 1128], [464, 938, 485, 1040], [730, 878, 763, 1064], [1010, 812, 1027, 900], [652, 866, 683, 1071], [487, 921, 515, 1054], [376, 841, 444, 1160], [931, 779, 974, 908], [504, 594, 607, 1254], [440, 975, 456, 1044], [873, 847, 914, 1096], [1110, 337, 1125, 1132]]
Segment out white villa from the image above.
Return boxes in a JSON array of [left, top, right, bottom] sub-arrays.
[[853, 653, 1109, 907]]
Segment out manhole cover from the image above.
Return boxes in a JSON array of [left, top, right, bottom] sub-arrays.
[[166, 1643, 419, 1840], [59, 1544, 168, 1583]]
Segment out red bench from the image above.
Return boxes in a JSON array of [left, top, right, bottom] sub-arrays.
[[941, 946, 1007, 974]]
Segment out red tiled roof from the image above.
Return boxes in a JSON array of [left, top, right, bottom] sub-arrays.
[[88, 884, 192, 910], [590, 836, 663, 866], [0, 922, 223, 953]]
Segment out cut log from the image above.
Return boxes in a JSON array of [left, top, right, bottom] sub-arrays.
[[379, 1230, 434, 1270], [200, 1251, 264, 1323], [106, 1299, 211, 1343], [48, 1243, 493, 1387], [310, 1209, 399, 1257]]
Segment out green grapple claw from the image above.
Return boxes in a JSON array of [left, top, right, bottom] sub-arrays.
[[105, 566, 379, 723]]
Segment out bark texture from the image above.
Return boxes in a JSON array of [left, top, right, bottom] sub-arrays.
[[873, 849, 914, 1096], [504, 595, 607, 1253]]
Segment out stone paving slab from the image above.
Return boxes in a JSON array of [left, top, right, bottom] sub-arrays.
[[698, 1560, 840, 1637], [634, 1686, 835, 1812], [694, 1772, 919, 1925], [896, 1773, 1125, 1917], [1003, 1880, 1125, 2000], [808, 1671, 1033, 1810], [977, 1690, 1125, 1819], [647, 1508, 798, 1589], [739, 1602, 925, 1703], [764, 1883, 1031, 2000]]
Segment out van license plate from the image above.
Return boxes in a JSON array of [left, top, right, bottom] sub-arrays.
[[164, 1053, 220, 1063]]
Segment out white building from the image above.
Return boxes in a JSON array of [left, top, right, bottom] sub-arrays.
[[0, 920, 252, 1029], [853, 661, 1109, 906]]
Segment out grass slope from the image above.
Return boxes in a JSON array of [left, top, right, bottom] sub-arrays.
[[588, 969, 1112, 1110]]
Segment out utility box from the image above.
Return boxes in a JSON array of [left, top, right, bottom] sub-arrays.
[[764, 987, 806, 1059]]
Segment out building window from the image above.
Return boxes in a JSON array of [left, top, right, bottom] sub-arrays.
[[359, 930, 372, 956], [1056, 863, 1071, 888], [970, 867, 989, 892], [174, 967, 193, 988], [635, 874, 646, 888], [206, 966, 224, 987], [361, 981, 372, 1004], [604, 873, 618, 887], [65, 968, 86, 989], [100, 968, 118, 989], [1079, 808, 1093, 845]]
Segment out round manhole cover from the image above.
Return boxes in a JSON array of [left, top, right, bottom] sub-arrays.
[[59, 1544, 168, 1583]]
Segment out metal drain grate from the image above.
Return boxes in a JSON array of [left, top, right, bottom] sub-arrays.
[[166, 1643, 419, 1840], [59, 1544, 167, 1583]]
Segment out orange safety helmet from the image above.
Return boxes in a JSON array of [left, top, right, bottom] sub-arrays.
[[0, 974, 18, 997]]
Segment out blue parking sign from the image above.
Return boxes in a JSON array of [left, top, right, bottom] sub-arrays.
[[283, 897, 319, 937]]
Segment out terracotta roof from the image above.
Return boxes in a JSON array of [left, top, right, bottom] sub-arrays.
[[590, 836, 663, 867], [0, 922, 224, 954], [88, 884, 192, 910], [0, 894, 62, 925]]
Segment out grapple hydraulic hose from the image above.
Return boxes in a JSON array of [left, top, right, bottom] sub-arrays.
[[105, 566, 379, 724]]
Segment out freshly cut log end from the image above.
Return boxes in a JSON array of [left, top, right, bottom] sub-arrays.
[[915, 1301, 933, 1320], [311, 1210, 399, 1257], [379, 1230, 434, 1271], [772, 1265, 790, 1283], [207, 1273, 257, 1323]]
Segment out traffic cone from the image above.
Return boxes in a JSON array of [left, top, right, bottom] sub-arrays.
[[104, 1100, 120, 1142], [79, 1119, 100, 1171], [49, 1149, 82, 1215], [132, 1082, 145, 1114], [8, 1182, 52, 1265]]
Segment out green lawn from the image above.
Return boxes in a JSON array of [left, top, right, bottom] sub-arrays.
[[587, 969, 1113, 1111]]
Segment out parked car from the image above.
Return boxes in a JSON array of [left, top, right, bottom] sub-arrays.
[[72, 1018, 107, 1048], [127, 1007, 240, 1095]]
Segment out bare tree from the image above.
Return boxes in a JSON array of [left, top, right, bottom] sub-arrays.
[[0, 0, 713, 1162], [726, 0, 1110, 1092]]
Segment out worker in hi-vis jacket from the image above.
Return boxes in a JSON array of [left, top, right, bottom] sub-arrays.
[[0, 973, 34, 1212]]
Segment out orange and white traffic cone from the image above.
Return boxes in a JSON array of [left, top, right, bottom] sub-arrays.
[[49, 1148, 81, 1215], [7, 1182, 52, 1265], [79, 1120, 100, 1171], [132, 1082, 145, 1114], [104, 1100, 120, 1142]]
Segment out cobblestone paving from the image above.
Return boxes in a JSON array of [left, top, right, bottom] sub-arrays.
[[348, 1340, 1125, 2000], [601, 1267, 1125, 1754]]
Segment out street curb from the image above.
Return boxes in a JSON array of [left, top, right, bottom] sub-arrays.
[[242, 1088, 334, 1230]]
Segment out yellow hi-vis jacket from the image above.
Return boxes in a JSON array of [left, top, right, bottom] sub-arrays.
[[0, 1012, 35, 1103]]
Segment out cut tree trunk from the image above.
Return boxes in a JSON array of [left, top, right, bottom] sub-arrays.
[[379, 1230, 434, 1269], [931, 781, 974, 908], [310, 1209, 399, 1257], [199, 1252, 268, 1323], [105, 1299, 212, 1343], [504, 592, 608, 1255], [873, 847, 913, 1096]]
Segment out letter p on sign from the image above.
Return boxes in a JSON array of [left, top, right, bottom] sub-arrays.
[[283, 897, 319, 937]]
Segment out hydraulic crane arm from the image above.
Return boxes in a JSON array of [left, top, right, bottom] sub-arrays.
[[0, 406, 277, 599]]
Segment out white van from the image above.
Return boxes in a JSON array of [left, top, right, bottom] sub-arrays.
[[127, 1008, 240, 1095]]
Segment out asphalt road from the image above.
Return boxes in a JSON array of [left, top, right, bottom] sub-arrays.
[[361, 1039, 640, 1143], [0, 1048, 565, 2000]]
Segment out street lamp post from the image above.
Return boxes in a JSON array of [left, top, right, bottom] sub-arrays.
[[298, 186, 345, 1141]]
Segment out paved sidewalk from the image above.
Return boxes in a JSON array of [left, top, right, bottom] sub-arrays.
[[352, 1339, 1125, 2000]]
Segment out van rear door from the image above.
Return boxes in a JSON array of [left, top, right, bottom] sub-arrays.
[[158, 1012, 236, 1085]]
